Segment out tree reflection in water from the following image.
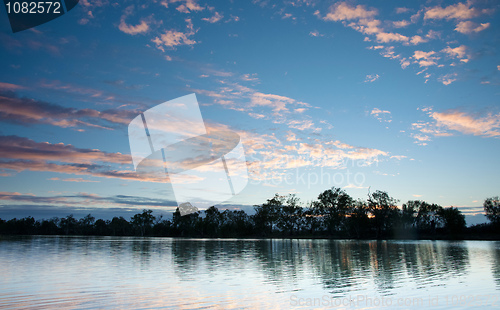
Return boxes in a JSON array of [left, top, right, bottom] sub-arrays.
[[167, 239, 472, 295]]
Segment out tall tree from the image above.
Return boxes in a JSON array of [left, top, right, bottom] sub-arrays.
[[110, 216, 131, 236], [204, 206, 222, 237], [484, 196, 500, 225], [131, 209, 155, 236], [400, 201, 418, 229], [172, 207, 200, 236], [276, 194, 303, 236], [60, 214, 78, 235], [253, 194, 281, 236], [79, 214, 95, 235], [437, 207, 466, 235], [314, 187, 353, 235], [368, 190, 399, 238], [347, 200, 370, 238]]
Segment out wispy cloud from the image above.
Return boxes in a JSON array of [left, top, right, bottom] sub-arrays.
[[202, 11, 223, 23], [424, 2, 492, 20], [364, 74, 380, 83], [431, 110, 500, 137], [371, 108, 391, 123], [48, 177, 100, 183], [438, 73, 458, 85], [395, 7, 410, 14], [0, 82, 25, 90], [0, 91, 138, 129], [0, 191, 178, 211], [321, 2, 410, 44], [0, 135, 130, 165], [323, 2, 377, 21], [118, 5, 150, 35], [309, 30, 324, 37], [175, 0, 205, 13], [412, 50, 439, 67], [0, 135, 171, 183], [151, 19, 197, 51], [251, 92, 295, 113], [412, 107, 500, 144], [241, 73, 259, 82], [442, 45, 470, 63], [190, 73, 317, 133], [287, 119, 320, 132], [313, 0, 496, 83], [455, 21, 490, 34], [393, 20, 410, 28]]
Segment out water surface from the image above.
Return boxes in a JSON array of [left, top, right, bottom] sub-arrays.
[[1, 236, 499, 309]]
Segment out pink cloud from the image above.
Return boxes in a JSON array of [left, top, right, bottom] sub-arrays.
[[151, 19, 197, 49], [118, 5, 150, 35], [202, 11, 223, 23], [0, 82, 25, 90], [424, 2, 492, 20], [412, 108, 500, 144], [323, 2, 377, 21], [0, 91, 138, 129], [431, 110, 500, 137], [455, 21, 490, 34]]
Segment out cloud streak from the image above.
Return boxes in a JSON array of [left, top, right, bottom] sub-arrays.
[[0, 90, 139, 129], [0, 191, 178, 210], [0, 135, 172, 183], [412, 107, 500, 144]]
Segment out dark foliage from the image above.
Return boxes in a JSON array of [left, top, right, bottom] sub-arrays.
[[1, 187, 496, 239]]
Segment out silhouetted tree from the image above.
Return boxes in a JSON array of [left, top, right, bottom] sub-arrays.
[[302, 203, 321, 236], [39, 217, 60, 235], [484, 196, 500, 226], [1, 217, 36, 234], [438, 207, 466, 235], [400, 201, 418, 229], [110, 216, 131, 236], [2, 192, 499, 239], [347, 200, 370, 238], [153, 219, 172, 236], [204, 206, 222, 237], [60, 214, 78, 235], [131, 209, 155, 236], [94, 219, 109, 235], [276, 194, 303, 236], [221, 209, 253, 237], [253, 194, 281, 236], [79, 214, 95, 235], [412, 201, 442, 233], [172, 207, 200, 236], [314, 187, 353, 235], [368, 190, 399, 238]]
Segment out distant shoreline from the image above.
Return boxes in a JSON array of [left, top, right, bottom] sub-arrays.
[[2, 191, 499, 240], [2, 233, 500, 241]]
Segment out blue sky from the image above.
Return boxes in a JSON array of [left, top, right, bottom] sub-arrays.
[[0, 0, 499, 224]]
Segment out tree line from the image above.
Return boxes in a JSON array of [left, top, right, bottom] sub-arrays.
[[1, 188, 499, 239]]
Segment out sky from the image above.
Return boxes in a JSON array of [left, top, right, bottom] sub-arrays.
[[0, 0, 499, 225]]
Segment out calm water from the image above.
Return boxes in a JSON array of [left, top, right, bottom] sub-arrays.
[[0, 237, 499, 309]]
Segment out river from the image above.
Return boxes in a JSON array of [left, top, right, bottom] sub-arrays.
[[0, 236, 499, 309]]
